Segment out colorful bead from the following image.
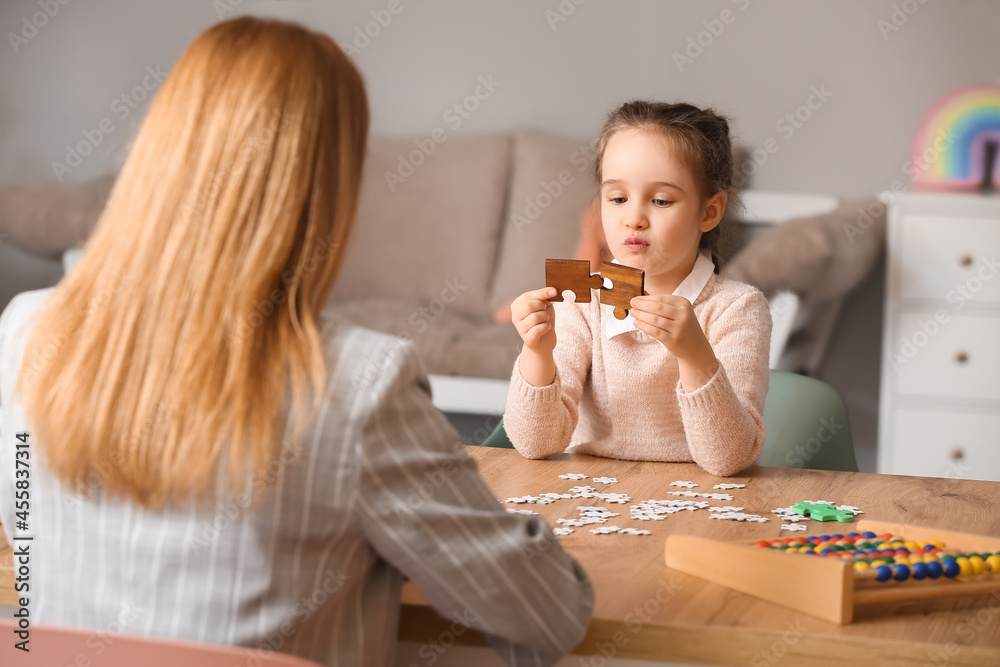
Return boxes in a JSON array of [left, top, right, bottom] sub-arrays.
[[911, 562, 928, 580], [875, 565, 893, 582], [943, 559, 960, 578], [968, 556, 986, 575], [956, 557, 972, 577], [893, 564, 910, 581], [986, 555, 1000, 573], [926, 561, 943, 579]]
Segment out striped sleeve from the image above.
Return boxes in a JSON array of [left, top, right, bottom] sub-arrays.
[[356, 339, 594, 666]]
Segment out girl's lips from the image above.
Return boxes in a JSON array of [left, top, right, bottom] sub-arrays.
[[623, 237, 648, 251]]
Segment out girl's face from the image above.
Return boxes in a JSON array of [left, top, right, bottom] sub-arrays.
[[599, 128, 726, 296]]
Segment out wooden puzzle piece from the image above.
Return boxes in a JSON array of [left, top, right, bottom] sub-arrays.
[[599, 261, 645, 320], [791, 501, 855, 523], [545, 259, 602, 303]]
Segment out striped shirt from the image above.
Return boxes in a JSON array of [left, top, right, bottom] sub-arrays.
[[0, 288, 594, 666]]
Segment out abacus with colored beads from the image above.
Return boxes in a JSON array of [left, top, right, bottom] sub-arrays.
[[664, 519, 1000, 624]]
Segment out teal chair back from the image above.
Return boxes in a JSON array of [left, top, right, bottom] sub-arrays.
[[479, 370, 858, 473], [758, 370, 857, 472]]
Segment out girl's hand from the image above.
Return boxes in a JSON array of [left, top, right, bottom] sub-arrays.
[[511, 287, 558, 355], [629, 294, 720, 390]]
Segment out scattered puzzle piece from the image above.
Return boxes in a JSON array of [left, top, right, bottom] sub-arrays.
[[791, 501, 856, 523], [552, 527, 574, 536], [558, 473, 589, 480], [592, 476, 618, 484], [713, 483, 746, 490], [670, 481, 699, 488], [781, 523, 808, 532], [546, 259, 603, 304]]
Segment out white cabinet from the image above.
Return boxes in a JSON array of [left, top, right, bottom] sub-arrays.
[[879, 193, 1000, 481]]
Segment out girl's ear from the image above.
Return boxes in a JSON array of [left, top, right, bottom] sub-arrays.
[[699, 191, 727, 233]]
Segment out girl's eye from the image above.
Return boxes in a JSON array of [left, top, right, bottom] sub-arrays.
[[608, 197, 627, 204], [653, 199, 672, 207]]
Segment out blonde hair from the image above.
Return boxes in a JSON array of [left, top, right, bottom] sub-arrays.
[[17, 17, 369, 509]]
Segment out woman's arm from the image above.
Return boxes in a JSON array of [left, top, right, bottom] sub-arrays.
[[357, 338, 594, 663]]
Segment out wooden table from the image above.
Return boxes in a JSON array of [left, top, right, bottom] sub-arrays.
[[4, 448, 1000, 665], [398, 448, 1000, 666]]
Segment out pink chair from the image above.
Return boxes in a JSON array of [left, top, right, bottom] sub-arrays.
[[0, 618, 324, 666]]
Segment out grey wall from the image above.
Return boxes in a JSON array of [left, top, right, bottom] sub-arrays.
[[2, 0, 998, 469]]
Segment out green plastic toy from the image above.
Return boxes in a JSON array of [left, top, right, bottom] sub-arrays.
[[791, 501, 855, 523]]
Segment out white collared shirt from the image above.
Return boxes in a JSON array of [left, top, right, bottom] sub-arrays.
[[603, 250, 715, 342]]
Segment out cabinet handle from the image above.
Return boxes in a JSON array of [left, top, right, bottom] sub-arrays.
[[949, 447, 964, 461], [958, 254, 973, 267], [955, 351, 969, 364]]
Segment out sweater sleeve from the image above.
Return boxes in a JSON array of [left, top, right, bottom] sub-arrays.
[[503, 300, 593, 459], [675, 288, 771, 476]]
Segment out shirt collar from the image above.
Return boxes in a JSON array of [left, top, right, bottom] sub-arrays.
[[603, 251, 715, 341]]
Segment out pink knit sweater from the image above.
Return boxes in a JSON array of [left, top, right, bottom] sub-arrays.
[[504, 274, 772, 476]]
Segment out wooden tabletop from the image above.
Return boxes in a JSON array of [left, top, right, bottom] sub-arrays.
[[4, 447, 999, 665], [399, 448, 1000, 666]]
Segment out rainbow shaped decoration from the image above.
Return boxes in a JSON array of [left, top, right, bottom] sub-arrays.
[[911, 85, 1000, 192]]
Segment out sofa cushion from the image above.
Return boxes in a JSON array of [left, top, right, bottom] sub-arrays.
[[332, 133, 511, 321], [324, 297, 522, 379], [487, 129, 597, 312]]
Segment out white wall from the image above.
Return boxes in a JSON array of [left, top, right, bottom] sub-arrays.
[[2, 0, 998, 194]]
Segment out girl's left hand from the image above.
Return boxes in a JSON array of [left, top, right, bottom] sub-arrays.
[[629, 294, 719, 375]]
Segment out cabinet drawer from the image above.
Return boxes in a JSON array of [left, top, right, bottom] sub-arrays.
[[890, 311, 1000, 401], [889, 408, 1000, 482], [895, 215, 1000, 304]]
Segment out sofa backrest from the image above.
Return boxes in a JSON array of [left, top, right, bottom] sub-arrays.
[[487, 129, 597, 314], [331, 133, 512, 321]]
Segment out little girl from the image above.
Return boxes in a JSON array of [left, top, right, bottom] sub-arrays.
[[504, 100, 771, 476]]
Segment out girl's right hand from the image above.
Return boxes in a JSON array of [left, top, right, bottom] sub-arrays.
[[511, 287, 558, 355]]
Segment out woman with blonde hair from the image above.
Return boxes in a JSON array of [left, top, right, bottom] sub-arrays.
[[0, 16, 592, 666]]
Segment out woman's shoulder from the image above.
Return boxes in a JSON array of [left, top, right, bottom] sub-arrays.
[[0, 287, 56, 344]]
